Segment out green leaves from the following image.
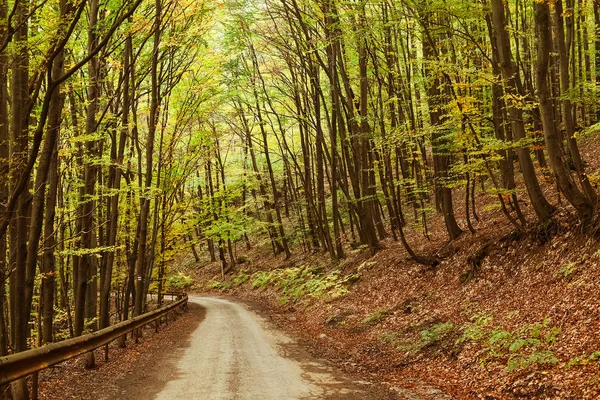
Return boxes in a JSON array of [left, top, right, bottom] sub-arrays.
[[458, 313, 561, 372], [249, 264, 358, 304]]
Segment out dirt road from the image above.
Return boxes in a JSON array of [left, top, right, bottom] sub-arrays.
[[153, 296, 391, 399]]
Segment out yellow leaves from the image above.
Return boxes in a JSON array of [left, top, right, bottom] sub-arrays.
[[454, 81, 481, 92], [561, 8, 573, 18], [454, 95, 479, 114]]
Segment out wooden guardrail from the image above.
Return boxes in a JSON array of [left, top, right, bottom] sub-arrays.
[[0, 294, 188, 386], [148, 291, 187, 302]]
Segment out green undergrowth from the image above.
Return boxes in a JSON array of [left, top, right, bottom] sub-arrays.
[[565, 351, 600, 368], [362, 309, 390, 326], [208, 262, 368, 305], [208, 270, 250, 290], [251, 264, 362, 305], [208, 280, 232, 290], [167, 272, 193, 290], [380, 313, 563, 373], [381, 321, 458, 357], [457, 313, 561, 372]]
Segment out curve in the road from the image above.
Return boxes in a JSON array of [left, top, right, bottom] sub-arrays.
[[154, 296, 386, 400]]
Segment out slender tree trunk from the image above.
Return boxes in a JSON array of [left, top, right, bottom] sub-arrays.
[[40, 19, 67, 342], [100, 32, 131, 329], [552, 0, 597, 205], [595, 1, 600, 123], [421, 13, 463, 240], [75, 0, 102, 371], [356, 7, 380, 251], [237, 104, 283, 254], [246, 43, 291, 259], [324, 0, 343, 258], [535, 0, 594, 223], [9, 0, 30, 397], [0, 0, 8, 357], [491, 0, 555, 223], [135, 0, 163, 320], [486, 15, 527, 226]]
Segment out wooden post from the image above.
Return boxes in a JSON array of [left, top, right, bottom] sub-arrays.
[[118, 334, 126, 348], [32, 373, 39, 400]]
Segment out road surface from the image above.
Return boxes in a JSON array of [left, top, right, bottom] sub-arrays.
[[153, 296, 389, 400]]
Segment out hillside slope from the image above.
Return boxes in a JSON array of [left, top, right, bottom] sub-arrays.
[[178, 211, 600, 399], [172, 134, 600, 399]]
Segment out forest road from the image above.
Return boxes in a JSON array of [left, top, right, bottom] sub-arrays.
[[153, 296, 393, 400]]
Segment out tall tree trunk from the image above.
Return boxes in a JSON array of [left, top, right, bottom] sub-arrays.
[[356, 6, 380, 251], [324, 0, 343, 258], [534, 0, 594, 223], [135, 0, 162, 317], [485, 14, 527, 226], [0, 0, 9, 358], [40, 17, 67, 342], [491, 0, 555, 223], [421, 13, 463, 240], [10, 0, 30, 397], [552, 0, 597, 205], [41, 144, 59, 344], [246, 42, 291, 259], [76, 0, 101, 371], [595, 0, 600, 123], [27, 0, 69, 346], [237, 103, 283, 254], [100, 31, 131, 329]]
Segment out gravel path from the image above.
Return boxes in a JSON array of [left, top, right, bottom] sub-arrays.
[[153, 296, 390, 399]]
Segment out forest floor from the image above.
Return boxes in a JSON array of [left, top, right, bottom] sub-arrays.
[[36, 303, 201, 399], [184, 135, 600, 399]]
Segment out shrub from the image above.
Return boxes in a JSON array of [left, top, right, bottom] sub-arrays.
[[208, 280, 232, 290], [167, 272, 193, 290], [233, 271, 250, 287], [458, 315, 561, 372], [250, 264, 359, 303], [382, 321, 457, 355], [251, 271, 274, 289]]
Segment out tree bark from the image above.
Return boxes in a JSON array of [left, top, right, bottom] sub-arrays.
[[534, 0, 594, 223], [0, 0, 8, 357], [421, 12, 463, 240], [552, 0, 597, 205], [135, 0, 162, 317], [491, 0, 555, 223], [9, 0, 30, 397]]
